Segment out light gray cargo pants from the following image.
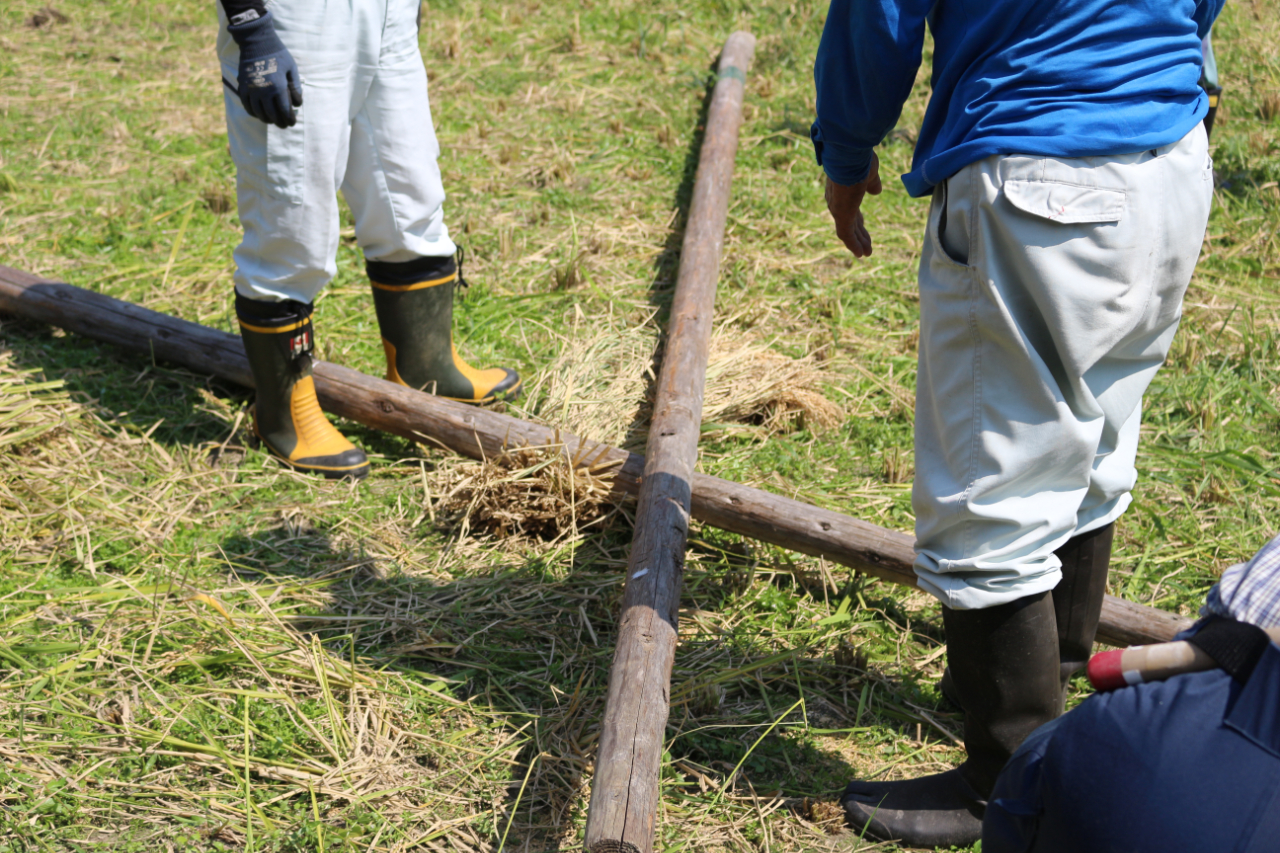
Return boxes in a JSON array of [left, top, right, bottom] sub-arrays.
[[913, 126, 1214, 610]]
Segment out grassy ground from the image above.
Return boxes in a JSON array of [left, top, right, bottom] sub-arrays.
[[2, 0, 1279, 850]]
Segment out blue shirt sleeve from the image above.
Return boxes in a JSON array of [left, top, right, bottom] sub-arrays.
[[811, 0, 932, 186]]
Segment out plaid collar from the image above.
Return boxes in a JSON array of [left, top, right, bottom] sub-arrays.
[[1203, 535, 1280, 629]]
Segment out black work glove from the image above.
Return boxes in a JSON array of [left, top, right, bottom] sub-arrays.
[[227, 11, 303, 129]]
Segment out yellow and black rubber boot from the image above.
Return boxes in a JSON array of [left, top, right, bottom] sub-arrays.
[[236, 294, 370, 480], [368, 253, 521, 404]]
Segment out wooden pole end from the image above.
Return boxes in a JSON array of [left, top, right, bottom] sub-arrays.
[[718, 31, 756, 74]]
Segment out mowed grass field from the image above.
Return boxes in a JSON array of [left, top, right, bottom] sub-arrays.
[[3, 1, 1280, 850]]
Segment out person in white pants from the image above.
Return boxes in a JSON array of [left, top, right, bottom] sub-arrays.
[[812, 0, 1221, 845], [843, 131, 1213, 849], [217, 0, 520, 480]]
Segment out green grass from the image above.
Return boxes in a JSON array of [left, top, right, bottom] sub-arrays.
[[2, 0, 1280, 850]]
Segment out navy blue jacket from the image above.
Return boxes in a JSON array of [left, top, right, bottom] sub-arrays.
[[984, 641, 1280, 852]]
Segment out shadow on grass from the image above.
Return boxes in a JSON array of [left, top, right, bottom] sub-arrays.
[[2, 318, 243, 450], [213, 517, 903, 849], [0, 316, 419, 470], [2, 288, 957, 849], [614, 56, 724, 453]]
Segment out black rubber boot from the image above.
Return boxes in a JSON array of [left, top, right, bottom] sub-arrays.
[[368, 253, 520, 404], [937, 523, 1114, 708], [843, 592, 1061, 848], [237, 294, 369, 480], [1052, 523, 1114, 690]]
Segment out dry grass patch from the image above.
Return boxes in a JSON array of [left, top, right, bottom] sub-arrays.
[[432, 440, 627, 542], [703, 327, 845, 436], [524, 313, 844, 454]]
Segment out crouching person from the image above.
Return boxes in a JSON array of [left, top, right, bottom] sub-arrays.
[[984, 536, 1280, 853]]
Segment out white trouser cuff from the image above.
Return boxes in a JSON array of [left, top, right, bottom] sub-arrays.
[[915, 558, 1063, 610]]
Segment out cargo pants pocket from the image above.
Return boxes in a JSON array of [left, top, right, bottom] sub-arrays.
[[1002, 179, 1125, 224], [930, 177, 972, 268], [263, 112, 306, 205]]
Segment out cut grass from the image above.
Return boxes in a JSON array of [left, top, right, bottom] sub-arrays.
[[2, 0, 1280, 851]]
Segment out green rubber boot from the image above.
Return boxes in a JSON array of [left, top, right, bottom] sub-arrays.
[[237, 294, 369, 480], [368, 253, 520, 404]]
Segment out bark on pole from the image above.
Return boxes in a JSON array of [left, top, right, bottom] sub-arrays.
[[0, 264, 1191, 632], [582, 32, 755, 853], [0, 265, 1189, 640]]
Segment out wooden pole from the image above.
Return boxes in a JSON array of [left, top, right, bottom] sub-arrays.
[[0, 266, 1190, 645], [582, 32, 755, 853], [0, 269, 1187, 644]]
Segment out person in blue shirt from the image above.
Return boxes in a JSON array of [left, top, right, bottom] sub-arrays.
[[984, 536, 1280, 853], [811, 0, 1224, 846]]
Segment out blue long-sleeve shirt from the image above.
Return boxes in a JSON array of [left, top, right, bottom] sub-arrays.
[[812, 0, 1225, 197]]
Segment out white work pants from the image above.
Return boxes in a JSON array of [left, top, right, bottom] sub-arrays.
[[217, 0, 455, 304], [913, 126, 1213, 610]]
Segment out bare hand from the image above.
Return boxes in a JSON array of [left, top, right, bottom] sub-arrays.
[[825, 153, 883, 258]]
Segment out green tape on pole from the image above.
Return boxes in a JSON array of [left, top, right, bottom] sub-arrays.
[[717, 65, 746, 83]]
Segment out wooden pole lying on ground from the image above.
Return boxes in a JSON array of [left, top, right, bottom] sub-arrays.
[[582, 32, 756, 853], [0, 266, 1191, 645]]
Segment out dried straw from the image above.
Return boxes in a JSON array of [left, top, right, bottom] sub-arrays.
[[522, 314, 844, 454]]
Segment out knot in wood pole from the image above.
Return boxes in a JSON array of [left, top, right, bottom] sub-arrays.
[[582, 30, 756, 853]]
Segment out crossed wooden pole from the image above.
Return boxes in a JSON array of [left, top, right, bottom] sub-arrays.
[[0, 261, 1186, 654], [582, 32, 756, 853]]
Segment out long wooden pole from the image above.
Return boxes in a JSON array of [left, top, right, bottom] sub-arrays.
[[582, 32, 756, 853], [0, 268, 1189, 643], [0, 269, 1187, 643]]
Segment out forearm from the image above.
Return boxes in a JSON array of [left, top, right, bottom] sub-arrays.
[[811, 0, 930, 185], [218, 0, 267, 27]]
